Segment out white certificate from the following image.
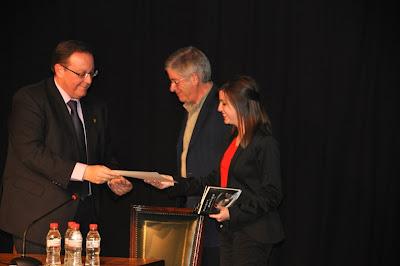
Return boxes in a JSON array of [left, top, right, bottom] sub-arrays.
[[112, 170, 174, 183]]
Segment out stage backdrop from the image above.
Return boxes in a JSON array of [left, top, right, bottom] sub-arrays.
[[1, 1, 398, 266]]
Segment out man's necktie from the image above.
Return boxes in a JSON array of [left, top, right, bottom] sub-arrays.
[[67, 100, 90, 196], [67, 100, 87, 162]]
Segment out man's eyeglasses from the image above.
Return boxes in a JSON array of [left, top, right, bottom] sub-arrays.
[[170, 77, 186, 85], [62, 65, 98, 79]]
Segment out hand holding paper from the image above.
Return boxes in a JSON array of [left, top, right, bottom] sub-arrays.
[[108, 176, 133, 196], [111, 170, 176, 184], [143, 174, 175, 189], [84, 165, 120, 184]]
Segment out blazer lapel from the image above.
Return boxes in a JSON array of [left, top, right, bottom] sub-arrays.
[[188, 86, 217, 149], [81, 101, 99, 164], [46, 79, 78, 147]]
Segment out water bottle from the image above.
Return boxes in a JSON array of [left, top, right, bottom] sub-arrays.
[[69, 223, 83, 266], [45, 222, 61, 266], [85, 224, 101, 266], [64, 221, 76, 266]]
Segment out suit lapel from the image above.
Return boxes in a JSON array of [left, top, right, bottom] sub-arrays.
[[188, 86, 217, 149], [81, 100, 98, 164], [46, 79, 78, 146]]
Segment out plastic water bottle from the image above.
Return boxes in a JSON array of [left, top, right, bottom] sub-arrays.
[[45, 222, 61, 266], [85, 224, 101, 266], [68, 223, 83, 266], [64, 221, 76, 266]]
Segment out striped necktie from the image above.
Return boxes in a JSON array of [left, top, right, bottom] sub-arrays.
[[67, 100, 91, 197]]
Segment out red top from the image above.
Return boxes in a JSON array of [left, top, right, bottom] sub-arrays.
[[220, 137, 239, 187]]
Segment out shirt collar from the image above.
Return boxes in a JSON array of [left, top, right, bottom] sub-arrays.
[[54, 78, 79, 104], [183, 87, 211, 113]]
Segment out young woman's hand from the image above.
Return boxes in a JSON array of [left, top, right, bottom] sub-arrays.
[[144, 174, 175, 189], [209, 206, 230, 222]]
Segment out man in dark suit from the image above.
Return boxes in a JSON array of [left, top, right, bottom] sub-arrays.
[[0, 40, 132, 253], [164, 46, 230, 266]]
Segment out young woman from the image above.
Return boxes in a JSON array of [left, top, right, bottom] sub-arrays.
[[147, 75, 284, 265]]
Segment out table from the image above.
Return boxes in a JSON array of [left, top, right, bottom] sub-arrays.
[[0, 253, 164, 266]]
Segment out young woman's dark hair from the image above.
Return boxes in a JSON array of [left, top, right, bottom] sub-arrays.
[[220, 75, 271, 147]]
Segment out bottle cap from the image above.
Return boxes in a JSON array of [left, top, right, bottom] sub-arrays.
[[89, 224, 98, 230], [50, 222, 59, 229], [72, 223, 80, 230], [68, 221, 76, 228]]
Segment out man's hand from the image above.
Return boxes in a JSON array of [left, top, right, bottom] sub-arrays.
[[108, 176, 133, 196], [83, 165, 119, 184], [143, 174, 175, 189], [209, 206, 230, 222]]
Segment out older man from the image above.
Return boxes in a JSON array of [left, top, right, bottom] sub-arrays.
[[164, 46, 231, 266]]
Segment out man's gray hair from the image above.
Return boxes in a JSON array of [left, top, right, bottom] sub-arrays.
[[165, 46, 211, 82]]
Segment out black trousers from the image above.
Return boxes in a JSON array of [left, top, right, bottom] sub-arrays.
[[219, 229, 273, 266], [202, 246, 220, 266]]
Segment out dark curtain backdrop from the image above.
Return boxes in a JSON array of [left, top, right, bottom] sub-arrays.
[[1, 1, 398, 265]]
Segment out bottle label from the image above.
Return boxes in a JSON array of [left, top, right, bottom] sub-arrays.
[[47, 238, 61, 247], [69, 239, 82, 248], [86, 239, 100, 248]]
